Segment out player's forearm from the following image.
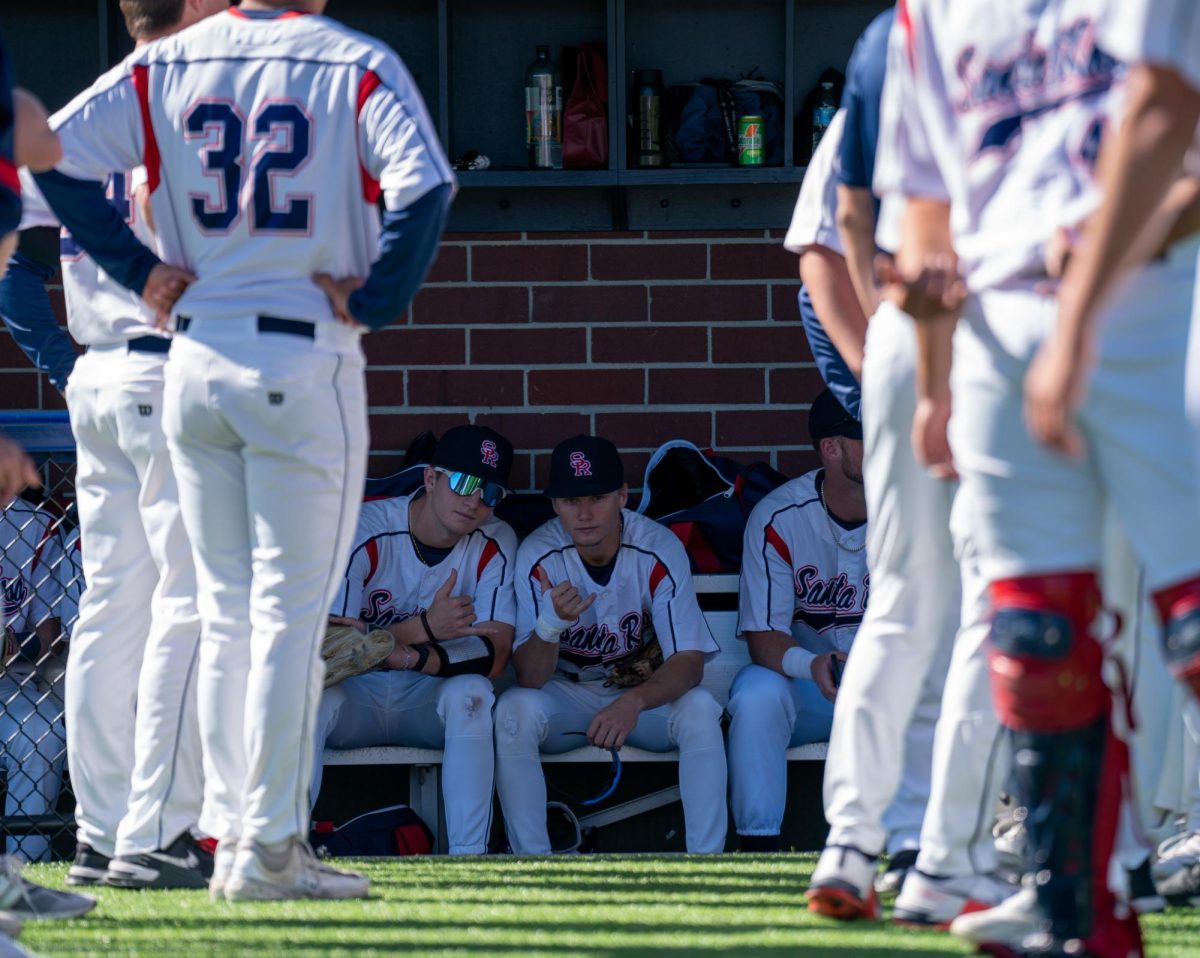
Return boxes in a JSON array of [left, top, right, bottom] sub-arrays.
[[836, 185, 881, 318], [799, 245, 867, 381], [1058, 64, 1200, 346], [478, 621, 514, 680], [746, 630, 813, 678], [13, 89, 61, 172], [512, 637, 558, 688], [914, 315, 955, 402], [619, 650, 703, 713]]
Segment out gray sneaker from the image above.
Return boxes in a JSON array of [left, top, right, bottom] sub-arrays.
[[0, 857, 96, 921], [0, 934, 32, 958], [224, 837, 369, 902]]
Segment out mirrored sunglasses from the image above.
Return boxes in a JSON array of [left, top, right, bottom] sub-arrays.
[[434, 467, 507, 507]]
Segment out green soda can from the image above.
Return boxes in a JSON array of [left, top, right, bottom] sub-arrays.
[[738, 115, 764, 166]]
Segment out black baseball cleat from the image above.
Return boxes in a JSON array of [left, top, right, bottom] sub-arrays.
[[1157, 860, 1200, 908], [875, 847, 919, 897], [105, 832, 214, 890], [66, 843, 111, 887], [1126, 858, 1165, 914]]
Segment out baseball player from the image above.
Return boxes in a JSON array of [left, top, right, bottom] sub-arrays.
[[726, 389, 869, 851], [35, 0, 454, 900], [313, 424, 517, 857], [496, 435, 726, 855], [878, 2, 1200, 955]]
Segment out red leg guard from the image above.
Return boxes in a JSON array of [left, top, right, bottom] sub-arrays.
[[988, 572, 1108, 732], [1153, 575, 1200, 703]]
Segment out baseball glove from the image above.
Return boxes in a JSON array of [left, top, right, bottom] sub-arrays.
[[321, 624, 395, 688], [604, 634, 663, 689]]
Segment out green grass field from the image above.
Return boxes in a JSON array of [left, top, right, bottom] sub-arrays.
[[13, 855, 1200, 957]]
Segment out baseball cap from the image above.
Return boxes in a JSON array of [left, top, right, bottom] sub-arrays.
[[431, 425, 514, 488], [544, 435, 625, 498], [808, 388, 863, 443]]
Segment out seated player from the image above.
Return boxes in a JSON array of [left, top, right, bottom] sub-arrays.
[[725, 389, 866, 851], [312, 425, 517, 856], [495, 435, 726, 854]]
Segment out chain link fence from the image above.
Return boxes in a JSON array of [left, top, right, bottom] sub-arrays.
[[0, 412, 79, 861]]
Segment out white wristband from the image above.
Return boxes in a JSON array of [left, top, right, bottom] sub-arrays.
[[534, 611, 572, 643], [781, 645, 815, 680]]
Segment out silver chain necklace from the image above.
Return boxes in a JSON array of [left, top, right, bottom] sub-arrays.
[[819, 483, 866, 553]]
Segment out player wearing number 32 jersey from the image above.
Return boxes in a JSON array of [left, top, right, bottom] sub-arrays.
[[35, 1, 454, 903]]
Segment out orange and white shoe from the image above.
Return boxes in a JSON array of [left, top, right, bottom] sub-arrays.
[[892, 869, 1016, 929], [806, 845, 881, 921]]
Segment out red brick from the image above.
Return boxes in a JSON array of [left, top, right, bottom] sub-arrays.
[[592, 326, 708, 364], [648, 368, 763, 404], [529, 369, 643, 406], [470, 327, 586, 365], [770, 282, 804, 321], [532, 285, 647, 324], [769, 367, 827, 404], [777, 448, 821, 477], [533, 230, 644, 240], [425, 245, 468, 283], [41, 387, 67, 411], [443, 232, 523, 241], [716, 409, 809, 447], [0, 374, 39, 408], [712, 324, 812, 364], [473, 412, 590, 448], [367, 412, 470, 450], [711, 242, 800, 281], [365, 370, 407, 406], [408, 370, 525, 407], [412, 287, 529, 325], [650, 284, 767, 324], [48, 289, 67, 326], [363, 328, 464, 366], [646, 229, 765, 240], [0, 335, 30, 367], [472, 244, 587, 282], [591, 244, 707, 281], [594, 411, 711, 448], [504, 453, 534, 493]]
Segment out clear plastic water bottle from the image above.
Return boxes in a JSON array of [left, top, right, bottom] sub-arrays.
[[812, 80, 837, 157], [525, 45, 563, 170]]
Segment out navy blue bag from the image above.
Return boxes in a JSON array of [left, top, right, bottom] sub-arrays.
[[310, 803, 434, 857], [673, 79, 784, 166]]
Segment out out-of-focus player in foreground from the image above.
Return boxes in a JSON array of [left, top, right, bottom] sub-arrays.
[[877, 1, 1200, 955], [35, 0, 455, 900]]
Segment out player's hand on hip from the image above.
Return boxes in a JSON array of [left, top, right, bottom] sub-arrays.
[[587, 694, 642, 750], [0, 233, 16, 283], [313, 273, 367, 329], [0, 437, 40, 508], [425, 568, 478, 639], [1024, 334, 1088, 458], [141, 263, 196, 329], [878, 253, 966, 322], [911, 394, 958, 480], [538, 566, 596, 623], [810, 652, 845, 703]]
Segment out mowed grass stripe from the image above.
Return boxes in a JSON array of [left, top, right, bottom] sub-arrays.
[[15, 856, 1200, 957]]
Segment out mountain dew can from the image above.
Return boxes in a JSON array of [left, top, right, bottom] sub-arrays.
[[738, 115, 764, 165]]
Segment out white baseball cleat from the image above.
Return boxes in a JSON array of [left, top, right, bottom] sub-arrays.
[[892, 869, 1017, 928], [1152, 830, 1200, 882], [224, 837, 369, 902], [949, 884, 1043, 947], [805, 845, 880, 921]]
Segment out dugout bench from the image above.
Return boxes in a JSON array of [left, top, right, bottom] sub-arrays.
[[321, 573, 829, 853]]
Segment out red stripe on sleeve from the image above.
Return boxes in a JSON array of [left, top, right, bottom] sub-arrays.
[[765, 526, 792, 566], [476, 539, 500, 581], [649, 560, 668, 597], [356, 70, 383, 203], [530, 563, 543, 583], [897, 0, 916, 68], [364, 539, 380, 584], [0, 158, 18, 195], [131, 66, 161, 194]]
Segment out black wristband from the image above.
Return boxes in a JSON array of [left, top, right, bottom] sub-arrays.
[[411, 643, 432, 672], [419, 610, 438, 643]]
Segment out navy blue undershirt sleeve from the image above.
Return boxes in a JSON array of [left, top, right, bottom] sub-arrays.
[[31, 169, 159, 296], [797, 285, 861, 418], [836, 8, 895, 193], [0, 252, 77, 394], [348, 183, 452, 330]]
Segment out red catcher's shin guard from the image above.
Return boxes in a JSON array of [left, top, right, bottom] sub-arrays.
[[1153, 575, 1200, 703]]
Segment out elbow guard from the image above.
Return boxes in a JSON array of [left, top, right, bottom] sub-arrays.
[[417, 634, 496, 677]]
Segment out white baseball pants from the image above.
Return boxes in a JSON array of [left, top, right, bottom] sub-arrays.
[[163, 319, 367, 846], [495, 677, 727, 854], [822, 301, 961, 858], [312, 671, 495, 855], [64, 347, 203, 857]]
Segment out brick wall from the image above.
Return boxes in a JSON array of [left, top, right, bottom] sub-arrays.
[[0, 229, 827, 494]]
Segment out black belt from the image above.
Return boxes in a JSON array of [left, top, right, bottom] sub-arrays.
[[175, 315, 316, 340], [127, 336, 171, 354]]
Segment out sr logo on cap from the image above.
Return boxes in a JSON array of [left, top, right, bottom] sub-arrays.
[[481, 440, 499, 468], [569, 451, 592, 477]]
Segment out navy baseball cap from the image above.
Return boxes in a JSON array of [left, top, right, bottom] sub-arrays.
[[808, 388, 862, 443], [545, 435, 624, 498], [432, 425, 513, 488]]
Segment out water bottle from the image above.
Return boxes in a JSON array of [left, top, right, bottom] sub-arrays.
[[634, 69, 665, 168], [811, 80, 836, 157], [525, 45, 563, 170]]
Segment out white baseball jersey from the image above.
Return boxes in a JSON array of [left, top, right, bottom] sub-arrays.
[[784, 109, 847, 256], [1098, 0, 1200, 93], [331, 490, 517, 631], [50, 7, 455, 324], [515, 509, 718, 682], [737, 469, 869, 675], [0, 502, 61, 648], [20, 167, 163, 346], [874, 0, 1124, 292]]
